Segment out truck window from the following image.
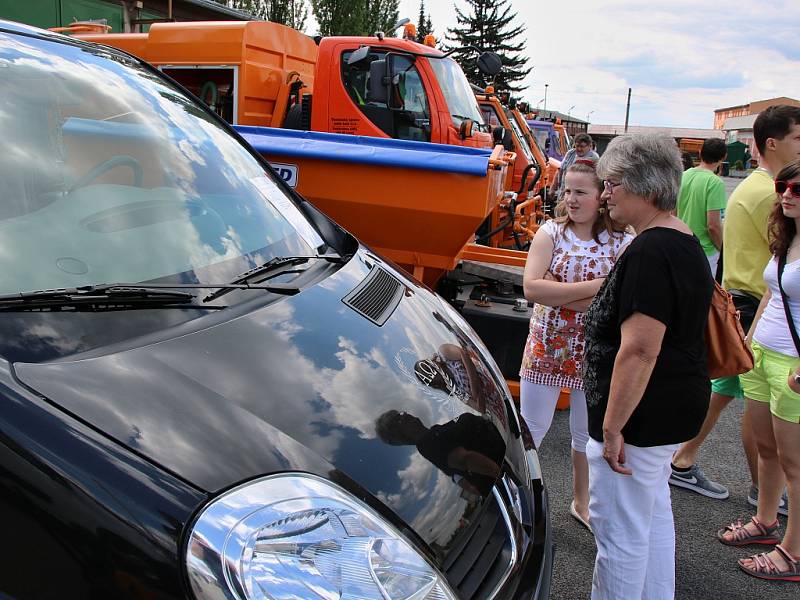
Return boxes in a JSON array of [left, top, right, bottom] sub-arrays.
[[530, 128, 548, 153], [481, 107, 500, 128], [341, 50, 431, 142]]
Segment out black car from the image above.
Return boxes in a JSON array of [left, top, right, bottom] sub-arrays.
[[0, 21, 552, 599]]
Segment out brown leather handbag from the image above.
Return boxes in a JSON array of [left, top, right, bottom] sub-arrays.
[[705, 281, 754, 379]]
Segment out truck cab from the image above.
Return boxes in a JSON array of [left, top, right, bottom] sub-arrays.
[[316, 36, 493, 148], [78, 21, 496, 149]]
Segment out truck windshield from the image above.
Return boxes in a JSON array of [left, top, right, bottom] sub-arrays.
[[528, 125, 549, 153], [505, 111, 536, 164], [0, 31, 323, 296], [428, 57, 486, 130]]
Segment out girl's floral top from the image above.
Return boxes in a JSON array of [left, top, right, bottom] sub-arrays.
[[520, 219, 631, 389]]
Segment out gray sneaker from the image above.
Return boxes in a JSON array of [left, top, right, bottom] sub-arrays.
[[668, 464, 730, 499], [747, 485, 789, 517]]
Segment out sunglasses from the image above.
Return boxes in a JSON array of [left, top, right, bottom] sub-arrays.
[[775, 180, 800, 198]]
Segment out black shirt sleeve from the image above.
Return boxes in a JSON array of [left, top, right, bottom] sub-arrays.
[[616, 236, 674, 327]]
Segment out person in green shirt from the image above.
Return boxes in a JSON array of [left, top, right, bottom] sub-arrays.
[[676, 138, 727, 277], [670, 105, 800, 507]]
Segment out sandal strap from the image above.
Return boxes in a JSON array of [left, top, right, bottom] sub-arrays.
[[775, 545, 800, 570], [751, 516, 779, 536], [750, 551, 781, 575]]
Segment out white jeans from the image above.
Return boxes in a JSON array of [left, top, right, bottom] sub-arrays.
[[520, 381, 588, 452], [586, 438, 680, 600]]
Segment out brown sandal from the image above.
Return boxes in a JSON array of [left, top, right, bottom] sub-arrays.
[[738, 545, 800, 582], [716, 516, 780, 547]]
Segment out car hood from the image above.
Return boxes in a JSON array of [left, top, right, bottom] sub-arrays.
[[11, 250, 520, 552]]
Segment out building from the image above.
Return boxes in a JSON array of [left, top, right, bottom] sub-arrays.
[[587, 124, 724, 155], [714, 97, 800, 130], [0, 0, 252, 34], [715, 97, 800, 161], [530, 110, 589, 138]]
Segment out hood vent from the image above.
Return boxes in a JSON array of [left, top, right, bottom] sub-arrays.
[[342, 266, 404, 326]]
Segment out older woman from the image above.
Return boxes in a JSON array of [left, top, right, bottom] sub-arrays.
[[582, 134, 714, 599]]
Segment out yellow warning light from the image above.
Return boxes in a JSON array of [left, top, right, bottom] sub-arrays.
[[485, 85, 495, 94], [403, 23, 417, 40], [423, 34, 436, 47]]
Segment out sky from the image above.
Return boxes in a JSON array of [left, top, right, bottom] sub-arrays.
[[393, 0, 800, 129]]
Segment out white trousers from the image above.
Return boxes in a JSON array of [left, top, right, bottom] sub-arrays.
[[586, 438, 680, 600], [520, 381, 588, 452]]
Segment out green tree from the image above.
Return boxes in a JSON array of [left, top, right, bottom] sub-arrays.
[[364, 0, 399, 37], [215, 1, 308, 31], [310, 0, 366, 35], [415, 0, 434, 43], [270, 0, 309, 30], [445, 0, 531, 93]]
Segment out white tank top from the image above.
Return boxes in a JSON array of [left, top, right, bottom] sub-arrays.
[[753, 255, 800, 357]]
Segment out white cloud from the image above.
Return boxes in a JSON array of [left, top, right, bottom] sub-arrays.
[[398, 0, 800, 127]]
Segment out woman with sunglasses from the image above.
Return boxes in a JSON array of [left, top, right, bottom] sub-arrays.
[[520, 161, 630, 532], [582, 134, 714, 599], [717, 161, 800, 582]]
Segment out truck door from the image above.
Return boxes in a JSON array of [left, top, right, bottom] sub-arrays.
[[337, 49, 432, 142]]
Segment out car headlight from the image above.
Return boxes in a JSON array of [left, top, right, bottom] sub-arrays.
[[185, 473, 457, 600]]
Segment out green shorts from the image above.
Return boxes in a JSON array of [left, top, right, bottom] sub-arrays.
[[740, 340, 800, 423], [711, 374, 743, 398]]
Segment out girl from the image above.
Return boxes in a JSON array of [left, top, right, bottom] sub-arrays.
[[519, 161, 631, 530], [717, 160, 800, 582]]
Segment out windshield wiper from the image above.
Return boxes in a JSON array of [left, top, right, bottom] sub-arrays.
[[0, 285, 205, 312], [203, 254, 345, 303]]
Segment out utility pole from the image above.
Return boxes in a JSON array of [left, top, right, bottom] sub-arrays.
[[624, 87, 632, 132], [544, 84, 548, 112]]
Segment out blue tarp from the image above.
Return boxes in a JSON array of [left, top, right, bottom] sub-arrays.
[[234, 126, 493, 177]]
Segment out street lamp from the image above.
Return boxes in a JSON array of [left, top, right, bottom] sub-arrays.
[[544, 83, 548, 111], [568, 105, 575, 116], [536, 98, 545, 109], [587, 110, 595, 122]]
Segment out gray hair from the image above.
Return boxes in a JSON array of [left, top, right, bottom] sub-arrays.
[[596, 134, 683, 211]]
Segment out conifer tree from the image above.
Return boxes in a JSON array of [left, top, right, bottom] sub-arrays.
[[415, 0, 434, 43], [445, 0, 531, 93]]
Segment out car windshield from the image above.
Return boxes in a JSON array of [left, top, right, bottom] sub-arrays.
[[428, 57, 485, 129], [0, 31, 324, 295]]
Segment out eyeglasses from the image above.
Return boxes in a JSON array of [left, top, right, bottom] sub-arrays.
[[775, 180, 800, 198], [603, 180, 622, 194]]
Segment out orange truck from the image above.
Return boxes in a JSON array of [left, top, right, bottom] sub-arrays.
[[475, 89, 546, 250], [77, 20, 499, 149]]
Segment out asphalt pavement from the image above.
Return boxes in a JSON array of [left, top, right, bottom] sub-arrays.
[[537, 399, 796, 599], [721, 175, 746, 198]]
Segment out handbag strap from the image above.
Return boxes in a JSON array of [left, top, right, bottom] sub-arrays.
[[778, 252, 800, 355]]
